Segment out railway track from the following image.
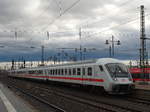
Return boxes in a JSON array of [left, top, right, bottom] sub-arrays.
[[8, 80, 116, 112], [31, 82, 150, 112], [38, 86, 150, 112], [7, 83, 66, 112], [7, 78, 150, 112], [37, 87, 142, 112], [123, 97, 150, 105]]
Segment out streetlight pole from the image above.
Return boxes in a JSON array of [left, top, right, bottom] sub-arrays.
[[109, 46, 112, 57], [79, 27, 82, 61], [105, 35, 121, 57], [41, 45, 44, 65], [112, 35, 115, 57]]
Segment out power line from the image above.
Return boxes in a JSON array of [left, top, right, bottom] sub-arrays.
[[41, 0, 81, 31], [33, 0, 53, 20], [79, 0, 138, 28], [83, 13, 150, 39]]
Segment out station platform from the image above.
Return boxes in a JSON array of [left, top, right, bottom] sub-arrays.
[[0, 83, 36, 112]]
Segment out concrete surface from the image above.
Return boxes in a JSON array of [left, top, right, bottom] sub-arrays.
[[0, 83, 36, 112]]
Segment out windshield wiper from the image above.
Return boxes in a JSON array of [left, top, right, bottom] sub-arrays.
[[112, 66, 118, 78]]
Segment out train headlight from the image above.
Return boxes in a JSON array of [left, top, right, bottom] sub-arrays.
[[113, 77, 118, 81]]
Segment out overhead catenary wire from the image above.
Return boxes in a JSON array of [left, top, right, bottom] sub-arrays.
[[0, 1, 150, 56], [0, 0, 147, 36], [0, 0, 148, 41], [0, 0, 136, 34], [41, 0, 81, 31], [79, 0, 138, 28], [83, 13, 150, 40]]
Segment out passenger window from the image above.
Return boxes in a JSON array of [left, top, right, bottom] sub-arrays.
[[56, 69, 58, 75], [99, 65, 104, 71], [82, 68, 85, 75], [54, 69, 55, 75], [54, 69, 56, 75], [77, 68, 81, 75], [53, 70, 55, 75], [29, 71, 31, 74], [69, 69, 71, 75], [88, 67, 92, 76], [65, 69, 67, 75], [73, 68, 76, 75], [61, 69, 64, 75], [50, 70, 52, 75], [29, 71, 33, 74], [38, 70, 42, 74], [52, 70, 53, 75], [58, 69, 61, 75], [55, 69, 57, 75]]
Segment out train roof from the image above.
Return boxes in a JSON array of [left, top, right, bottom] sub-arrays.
[[46, 58, 120, 66], [11, 58, 122, 72], [96, 58, 121, 64]]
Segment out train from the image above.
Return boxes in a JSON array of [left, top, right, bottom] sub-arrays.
[[129, 68, 150, 82], [9, 58, 134, 94]]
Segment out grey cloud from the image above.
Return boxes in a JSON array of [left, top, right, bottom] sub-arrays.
[[0, 0, 149, 61]]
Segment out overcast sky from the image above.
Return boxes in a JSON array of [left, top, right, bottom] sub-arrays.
[[0, 0, 150, 62]]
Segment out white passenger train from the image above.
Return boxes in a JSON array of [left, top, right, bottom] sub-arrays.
[[9, 58, 134, 94]]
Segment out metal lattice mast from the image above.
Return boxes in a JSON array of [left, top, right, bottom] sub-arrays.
[[140, 5, 146, 68]]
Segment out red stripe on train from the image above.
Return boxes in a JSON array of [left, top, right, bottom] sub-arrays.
[[133, 78, 150, 81], [22, 75, 104, 82], [130, 68, 150, 73]]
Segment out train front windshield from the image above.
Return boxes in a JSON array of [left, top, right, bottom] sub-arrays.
[[105, 63, 130, 78]]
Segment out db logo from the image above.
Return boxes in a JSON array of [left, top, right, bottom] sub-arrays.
[[121, 79, 126, 82]]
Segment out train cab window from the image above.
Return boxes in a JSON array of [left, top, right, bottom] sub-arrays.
[[88, 67, 92, 76], [73, 68, 76, 75], [99, 65, 104, 71], [77, 68, 81, 75], [82, 68, 85, 75], [69, 69, 71, 75]]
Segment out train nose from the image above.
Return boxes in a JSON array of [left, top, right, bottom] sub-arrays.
[[112, 84, 135, 93]]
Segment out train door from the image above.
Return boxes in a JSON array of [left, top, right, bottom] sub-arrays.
[[95, 65, 106, 87], [99, 65, 112, 91], [82, 65, 94, 85], [81, 65, 85, 85]]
